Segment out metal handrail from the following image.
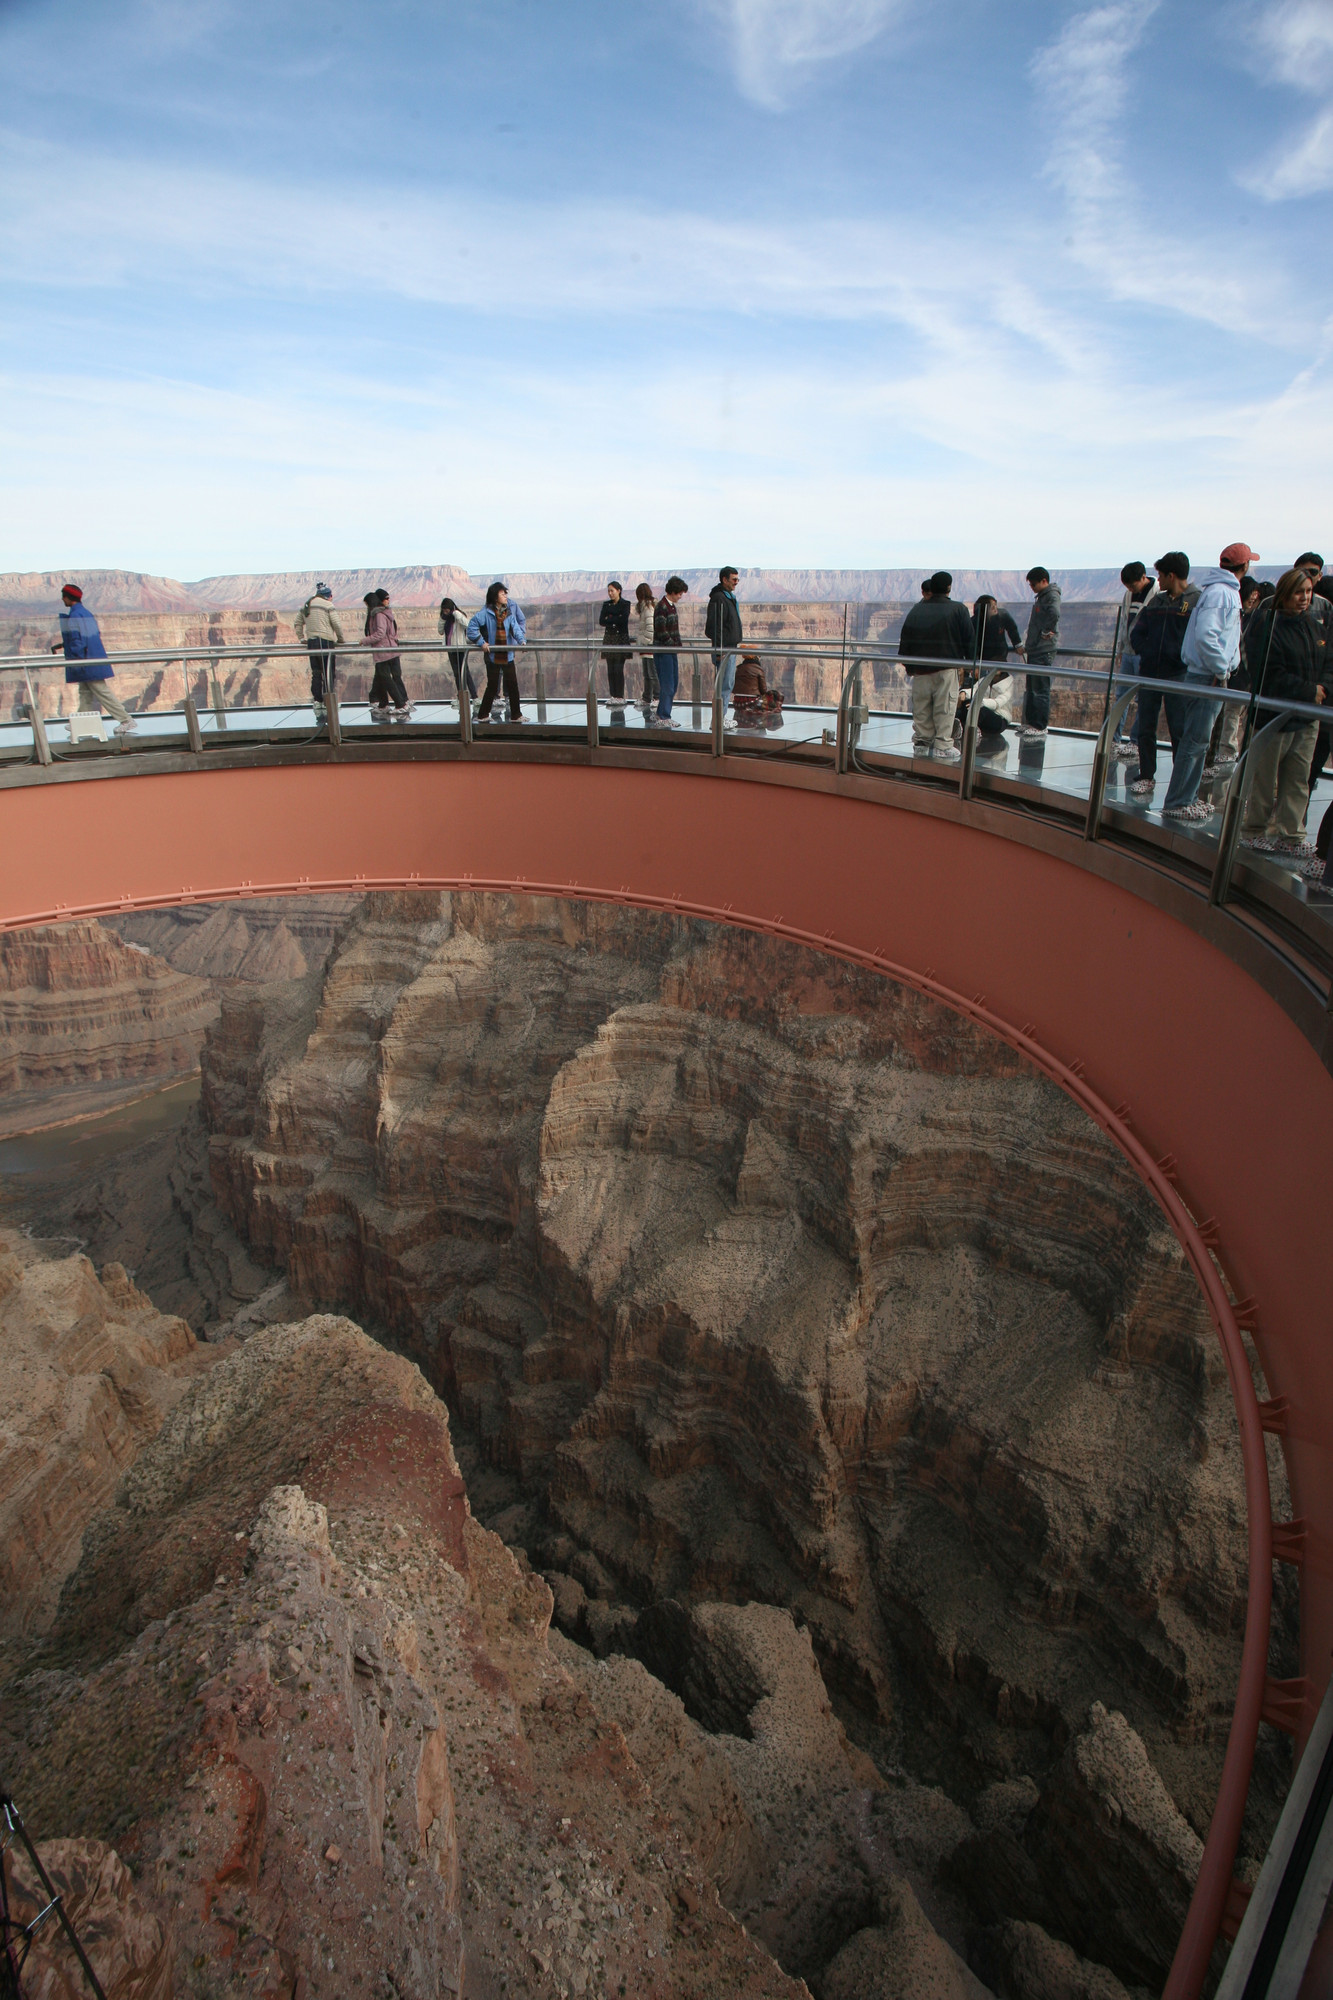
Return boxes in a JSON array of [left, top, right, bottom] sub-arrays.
[[1084, 686, 1138, 842], [1210, 712, 1293, 909], [958, 666, 1006, 800]]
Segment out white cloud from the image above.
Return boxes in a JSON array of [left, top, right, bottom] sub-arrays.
[[1033, 0, 1160, 210], [1241, 2, 1333, 197], [707, 0, 904, 109]]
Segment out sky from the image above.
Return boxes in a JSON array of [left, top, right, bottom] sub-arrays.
[[0, 0, 1331, 575]]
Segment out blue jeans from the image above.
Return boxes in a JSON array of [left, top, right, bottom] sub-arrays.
[[1113, 648, 1140, 740], [657, 653, 679, 718], [714, 652, 737, 703], [1162, 677, 1223, 811]]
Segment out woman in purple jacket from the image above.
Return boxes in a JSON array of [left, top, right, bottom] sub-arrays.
[[363, 590, 411, 720]]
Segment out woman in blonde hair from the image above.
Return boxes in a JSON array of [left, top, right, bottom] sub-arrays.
[[634, 582, 658, 709]]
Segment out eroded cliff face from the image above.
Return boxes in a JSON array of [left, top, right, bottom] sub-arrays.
[[0, 920, 217, 1136], [189, 889, 1274, 1990]]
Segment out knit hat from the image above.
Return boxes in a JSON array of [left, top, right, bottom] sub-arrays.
[[60, 584, 83, 600], [314, 582, 332, 599]]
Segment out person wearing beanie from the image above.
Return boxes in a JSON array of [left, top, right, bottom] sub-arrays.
[[294, 582, 346, 717], [1160, 541, 1257, 821], [49, 584, 136, 734], [896, 572, 975, 762]]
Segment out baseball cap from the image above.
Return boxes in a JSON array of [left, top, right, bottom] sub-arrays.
[[1220, 542, 1259, 568]]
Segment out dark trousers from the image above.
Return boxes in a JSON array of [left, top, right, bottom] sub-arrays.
[[478, 655, 521, 718], [308, 640, 336, 703], [1135, 679, 1181, 783], [604, 651, 627, 700], [657, 652, 679, 718], [1023, 671, 1051, 729], [449, 649, 477, 699], [370, 656, 408, 710]]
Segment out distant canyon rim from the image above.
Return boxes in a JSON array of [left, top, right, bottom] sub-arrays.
[[0, 890, 1293, 2000]]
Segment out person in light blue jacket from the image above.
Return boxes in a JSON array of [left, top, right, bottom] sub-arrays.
[[466, 582, 527, 722], [1160, 543, 1256, 820], [49, 584, 136, 732]]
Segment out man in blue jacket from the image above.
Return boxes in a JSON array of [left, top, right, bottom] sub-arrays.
[[1160, 542, 1256, 821], [466, 581, 528, 722], [49, 585, 136, 733]]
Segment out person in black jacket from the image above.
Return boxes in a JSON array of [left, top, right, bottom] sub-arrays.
[[704, 567, 743, 706], [598, 581, 632, 706], [898, 572, 975, 762], [1127, 553, 1197, 795], [1239, 567, 1325, 855]]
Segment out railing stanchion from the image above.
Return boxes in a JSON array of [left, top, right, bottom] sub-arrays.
[[209, 652, 227, 731], [536, 656, 547, 723], [459, 653, 473, 746], [20, 665, 51, 767], [1084, 686, 1137, 842], [326, 686, 342, 749], [959, 666, 1002, 802], [183, 693, 203, 755], [1210, 709, 1285, 908], [586, 656, 600, 750], [711, 686, 725, 758], [691, 652, 702, 728]]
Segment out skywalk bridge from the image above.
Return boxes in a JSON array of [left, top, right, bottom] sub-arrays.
[[3, 633, 1332, 2000]]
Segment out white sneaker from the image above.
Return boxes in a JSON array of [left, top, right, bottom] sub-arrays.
[[370, 708, 393, 724], [933, 745, 962, 764], [1021, 726, 1047, 740], [1163, 799, 1212, 822], [394, 702, 415, 721], [114, 720, 138, 736], [1128, 778, 1154, 796]]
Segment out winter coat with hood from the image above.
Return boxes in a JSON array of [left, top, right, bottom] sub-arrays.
[[1242, 603, 1325, 731], [295, 597, 345, 645], [365, 605, 400, 662], [897, 595, 976, 671], [704, 584, 743, 653], [1024, 583, 1061, 666], [1181, 568, 1242, 682], [1130, 586, 1199, 679], [58, 599, 112, 683]]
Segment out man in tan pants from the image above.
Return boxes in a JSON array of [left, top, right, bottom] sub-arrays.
[[896, 571, 975, 763]]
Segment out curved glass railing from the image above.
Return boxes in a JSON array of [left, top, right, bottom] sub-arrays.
[[4, 634, 1331, 958]]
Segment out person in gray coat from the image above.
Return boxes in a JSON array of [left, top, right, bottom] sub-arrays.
[[1021, 568, 1062, 737]]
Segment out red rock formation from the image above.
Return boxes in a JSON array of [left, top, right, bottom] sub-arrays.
[[0, 920, 217, 1136], [189, 889, 1276, 1990]]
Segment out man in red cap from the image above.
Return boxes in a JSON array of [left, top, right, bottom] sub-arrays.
[[49, 584, 135, 733], [1160, 542, 1256, 820]]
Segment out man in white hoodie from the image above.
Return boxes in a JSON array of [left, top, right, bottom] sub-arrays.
[[294, 582, 345, 718], [1160, 542, 1257, 822]]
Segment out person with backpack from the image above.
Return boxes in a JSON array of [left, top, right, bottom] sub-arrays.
[[49, 584, 136, 734], [294, 583, 345, 718], [364, 589, 411, 721], [438, 597, 477, 706], [466, 581, 527, 722]]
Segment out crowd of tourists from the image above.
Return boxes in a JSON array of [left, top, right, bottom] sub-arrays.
[[47, 548, 1333, 871]]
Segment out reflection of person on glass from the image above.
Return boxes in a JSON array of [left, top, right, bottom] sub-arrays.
[[438, 597, 477, 705], [467, 581, 527, 722]]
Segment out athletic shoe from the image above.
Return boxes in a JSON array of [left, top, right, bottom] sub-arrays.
[[933, 745, 962, 764], [1301, 856, 1329, 882], [1112, 740, 1137, 757], [1240, 835, 1278, 851], [1128, 778, 1154, 796], [114, 720, 138, 736], [507, 713, 527, 724], [1162, 799, 1212, 822], [1021, 726, 1047, 740], [396, 702, 415, 720], [313, 702, 326, 722], [370, 708, 393, 724], [1272, 838, 1317, 859]]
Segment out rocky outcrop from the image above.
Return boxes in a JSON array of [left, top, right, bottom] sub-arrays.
[[2, 1313, 808, 1998], [0, 921, 216, 1136], [0, 1229, 224, 1660], [108, 894, 355, 984], [185, 888, 1274, 1990], [5, 1836, 173, 1999]]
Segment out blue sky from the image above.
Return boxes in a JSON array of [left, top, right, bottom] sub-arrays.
[[1, 0, 1330, 574]]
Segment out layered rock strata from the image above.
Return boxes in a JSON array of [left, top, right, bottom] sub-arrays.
[[2, 1306, 809, 1999], [189, 889, 1280, 1990], [0, 920, 217, 1136], [108, 894, 356, 985]]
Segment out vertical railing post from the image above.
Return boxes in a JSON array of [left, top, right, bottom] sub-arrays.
[[209, 652, 227, 730], [587, 657, 600, 749], [1084, 686, 1136, 841], [20, 665, 51, 767], [536, 653, 547, 723], [691, 652, 702, 728], [183, 693, 203, 754], [459, 653, 473, 745], [959, 666, 1002, 801], [326, 685, 342, 748], [1210, 710, 1287, 908], [711, 687, 725, 757]]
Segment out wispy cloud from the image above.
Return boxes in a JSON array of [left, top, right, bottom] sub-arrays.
[[707, 0, 904, 109], [1241, 1, 1333, 197], [1033, 0, 1160, 211]]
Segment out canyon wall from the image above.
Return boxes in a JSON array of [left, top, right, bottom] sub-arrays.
[[0, 920, 217, 1137], [187, 888, 1283, 1991]]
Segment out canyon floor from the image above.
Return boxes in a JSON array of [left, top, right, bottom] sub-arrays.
[[0, 891, 1295, 2000]]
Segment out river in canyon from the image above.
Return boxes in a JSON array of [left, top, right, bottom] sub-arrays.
[[0, 891, 1296, 2000]]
